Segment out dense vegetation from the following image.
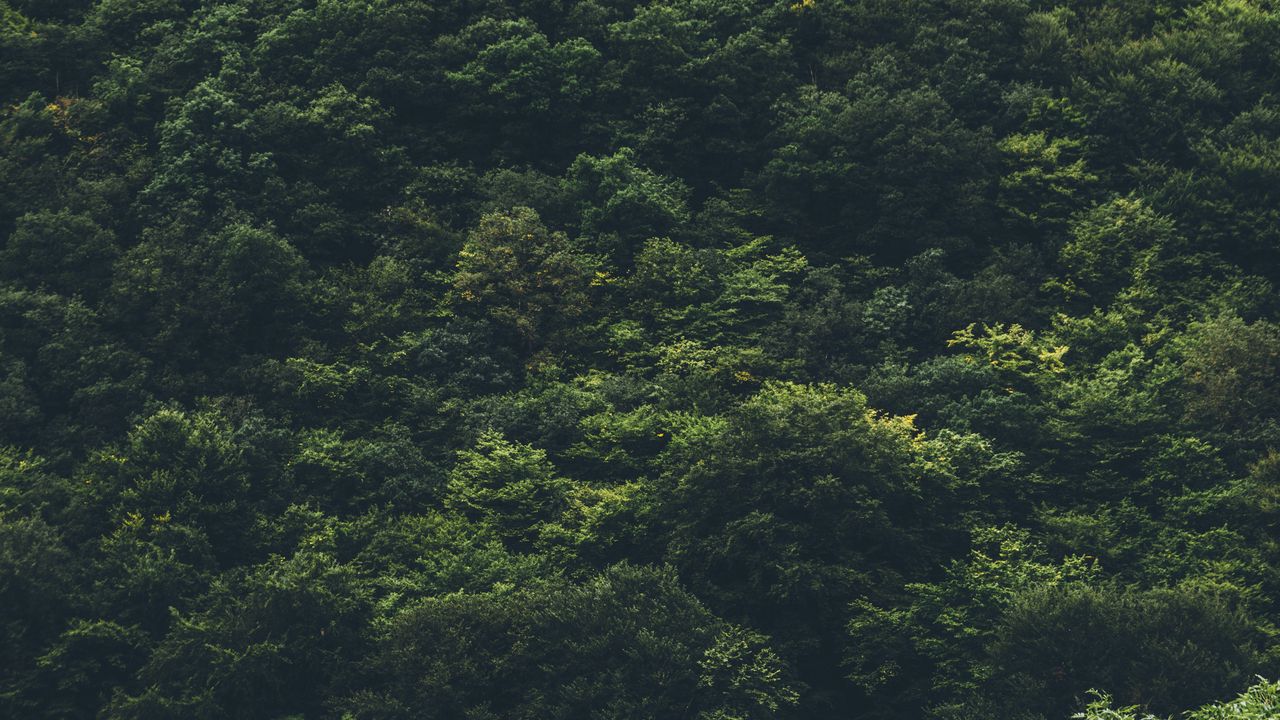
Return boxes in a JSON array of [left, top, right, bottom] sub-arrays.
[[3, 0, 1280, 717]]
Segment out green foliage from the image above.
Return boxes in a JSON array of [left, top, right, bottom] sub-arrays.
[[0, 288, 148, 453], [997, 130, 1098, 230], [1076, 678, 1280, 720], [110, 222, 308, 369], [563, 147, 691, 260], [1059, 198, 1183, 306], [347, 564, 798, 720], [4, 0, 1280, 717], [452, 206, 600, 358], [990, 583, 1270, 718], [655, 381, 961, 711], [1173, 313, 1280, 439], [848, 525, 1100, 717], [446, 431, 573, 549], [0, 512, 76, 716], [759, 74, 996, 259], [110, 549, 369, 719], [948, 322, 1069, 383], [2, 209, 118, 300]]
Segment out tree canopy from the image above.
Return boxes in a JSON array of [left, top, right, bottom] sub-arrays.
[[3, 0, 1280, 717]]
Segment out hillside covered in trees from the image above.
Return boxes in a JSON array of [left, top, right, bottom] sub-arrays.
[[4, 0, 1280, 717]]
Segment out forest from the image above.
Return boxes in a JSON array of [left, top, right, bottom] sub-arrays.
[[3, 0, 1280, 718]]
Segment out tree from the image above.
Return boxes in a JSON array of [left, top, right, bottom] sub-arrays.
[[110, 222, 307, 372], [990, 583, 1270, 718], [108, 550, 369, 719], [1076, 678, 1280, 720], [758, 72, 996, 261], [345, 564, 798, 719], [0, 512, 78, 717], [452, 206, 600, 359], [562, 148, 690, 264], [847, 525, 1099, 718], [1059, 197, 1182, 306], [1173, 313, 1280, 441], [82, 402, 281, 567], [1, 209, 118, 301], [656, 381, 958, 714], [446, 431, 572, 550], [0, 288, 148, 453]]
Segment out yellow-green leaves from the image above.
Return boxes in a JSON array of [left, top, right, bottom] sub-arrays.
[[948, 322, 1069, 380]]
